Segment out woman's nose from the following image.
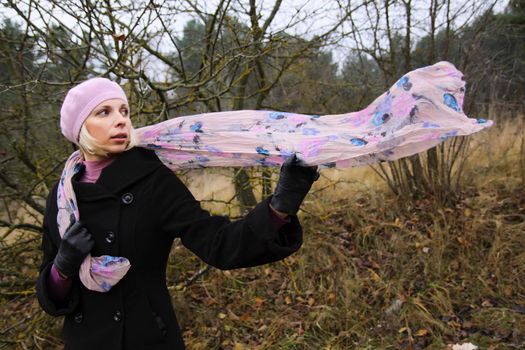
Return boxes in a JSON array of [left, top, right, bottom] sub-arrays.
[[114, 112, 128, 127]]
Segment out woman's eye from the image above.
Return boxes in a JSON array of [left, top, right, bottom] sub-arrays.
[[121, 109, 129, 116], [97, 109, 109, 116]]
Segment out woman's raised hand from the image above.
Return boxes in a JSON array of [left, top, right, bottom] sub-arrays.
[[270, 154, 320, 216]]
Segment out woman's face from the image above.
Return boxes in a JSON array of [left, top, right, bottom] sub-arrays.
[[83, 98, 132, 161]]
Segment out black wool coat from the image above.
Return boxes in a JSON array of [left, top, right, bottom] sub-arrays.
[[36, 147, 303, 350]]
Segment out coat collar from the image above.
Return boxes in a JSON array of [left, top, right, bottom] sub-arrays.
[[72, 147, 163, 200]]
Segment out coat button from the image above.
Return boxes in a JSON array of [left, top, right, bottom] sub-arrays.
[[113, 310, 122, 322], [121, 193, 133, 205], [74, 312, 83, 323], [105, 231, 115, 244]]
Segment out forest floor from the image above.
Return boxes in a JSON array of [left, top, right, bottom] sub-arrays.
[[0, 117, 524, 350]]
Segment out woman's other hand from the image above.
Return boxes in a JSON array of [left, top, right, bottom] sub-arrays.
[[54, 221, 95, 278]]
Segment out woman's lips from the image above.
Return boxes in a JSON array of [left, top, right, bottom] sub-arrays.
[[111, 134, 128, 143]]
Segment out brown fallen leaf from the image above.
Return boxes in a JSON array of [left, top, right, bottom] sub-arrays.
[[239, 313, 252, 322], [255, 297, 264, 307], [415, 328, 429, 337], [369, 269, 381, 282], [481, 300, 493, 307], [456, 236, 468, 245], [327, 292, 336, 304]]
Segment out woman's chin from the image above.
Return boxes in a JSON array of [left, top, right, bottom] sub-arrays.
[[105, 144, 129, 155]]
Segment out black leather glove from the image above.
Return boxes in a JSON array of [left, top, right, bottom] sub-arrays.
[[270, 154, 320, 215], [54, 221, 94, 278]]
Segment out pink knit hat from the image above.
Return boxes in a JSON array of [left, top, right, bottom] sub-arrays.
[[60, 77, 128, 144]]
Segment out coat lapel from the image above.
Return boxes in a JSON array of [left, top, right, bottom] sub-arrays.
[[72, 147, 163, 200]]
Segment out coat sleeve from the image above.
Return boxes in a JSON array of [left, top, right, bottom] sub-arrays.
[[36, 183, 80, 316], [154, 166, 303, 270]]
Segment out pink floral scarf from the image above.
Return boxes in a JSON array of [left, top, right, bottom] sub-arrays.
[[57, 61, 493, 292]]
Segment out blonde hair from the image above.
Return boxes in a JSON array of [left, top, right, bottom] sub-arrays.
[[78, 124, 138, 158]]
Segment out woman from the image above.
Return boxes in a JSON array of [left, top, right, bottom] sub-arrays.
[[36, 77, 319, 349]]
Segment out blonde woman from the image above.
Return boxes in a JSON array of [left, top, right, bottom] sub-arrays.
[[36, 78, 319, 349]]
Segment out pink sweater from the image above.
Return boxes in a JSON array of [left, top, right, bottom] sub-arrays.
[[48, 157, 290, 303]]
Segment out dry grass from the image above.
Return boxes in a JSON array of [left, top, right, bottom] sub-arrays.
[[0, 115, 524, 349]]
